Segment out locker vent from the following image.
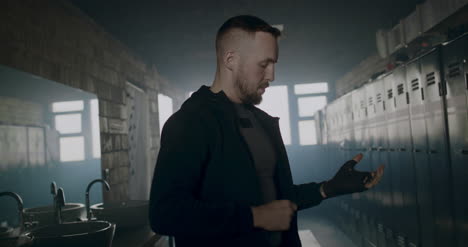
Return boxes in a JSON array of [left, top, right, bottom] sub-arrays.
[[387, 89, 393, 99], [368, 97, 374, 106], [448, 62, 461, 78], [360, 100, 365, 108], [377, 93, 382, 103], [411, 79, 419, 91], [397, 84, 404, 95], [426, 72, 436, 86]]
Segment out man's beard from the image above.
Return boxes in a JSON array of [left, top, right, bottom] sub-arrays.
[[234, 76, 265, 105]]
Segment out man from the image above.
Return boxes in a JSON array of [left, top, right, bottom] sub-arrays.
[[149, 15, 384, 247]]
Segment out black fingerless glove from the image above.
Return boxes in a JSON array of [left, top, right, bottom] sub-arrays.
[[322, 159, 371, 198]]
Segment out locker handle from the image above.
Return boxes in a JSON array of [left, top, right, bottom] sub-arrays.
[[389, 148, 395, 152], [398, 148, 406, 152], [371, 147, 379, 151], [465, 73, 468, 90], [378, 147, 387, 152], [428, 150, 437, 154], [377, 223, 384, 232], [412, 149, 422, 153], [461, 150, 468, 155]]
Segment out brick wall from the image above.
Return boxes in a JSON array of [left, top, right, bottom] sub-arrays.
[[0, 0, 183, 202]]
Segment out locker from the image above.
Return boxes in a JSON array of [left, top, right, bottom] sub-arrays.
[[393, 65, 420, 247], [405, 56, 437, 247], [351, 88, 368, 246], [421, 48, 456, 246], [382, 73, 402, 246], [364, 82, 379, 247], [442, 33, 468, 247], [372, 78, 391, 247]]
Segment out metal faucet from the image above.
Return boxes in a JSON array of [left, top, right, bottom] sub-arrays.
[[0, 192, 24, 230], [54, 188, 66, 224], [51, 182, 57, 211], [85, 179, 110, 221]]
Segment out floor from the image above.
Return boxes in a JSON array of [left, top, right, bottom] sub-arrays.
[[150, 206, 359, 247], [297, 207, 358, 247]]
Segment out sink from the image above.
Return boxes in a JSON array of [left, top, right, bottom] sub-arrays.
[[0, 226, 15, 238], [0, 227, 33, 247], [28, 221, 115, 247], [91, 200, 149, 229], [24, 203, 86, 226]]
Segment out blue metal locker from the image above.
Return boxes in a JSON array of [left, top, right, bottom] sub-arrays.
[[393, 65, 420, 247], [364, 82, 379, 247], [372, 78, 391, 247], [405, 56, 437, 247], [383, 72, 402, 246], [421, 47, 456, 247], [442, 33, 468, 247]]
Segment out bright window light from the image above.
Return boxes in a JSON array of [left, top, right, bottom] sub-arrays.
[[294, 83, 328, 95], [257, 85, 291, 145], [52, 100, 84, 113], [158, 94, 174, 134], [60, 136, 85, 162], [297, 96, 327, 117], [90, 99, 101, 158], [299, 120, 317, 145], [55, 114, 82, 134]]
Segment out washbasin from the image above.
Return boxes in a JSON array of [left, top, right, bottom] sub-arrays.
[[28, 220, 115, 247], [91, 200, 149, 229], [0, 226, 15, 238], [24, 203, 86, 226], [0, 227, 33, 247]]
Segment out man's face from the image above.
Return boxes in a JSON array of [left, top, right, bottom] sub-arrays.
[[234, 31, 278, 105]]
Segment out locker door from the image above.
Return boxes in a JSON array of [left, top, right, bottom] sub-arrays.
[[443, 34, 468, 247], [364, 82, 379, 246], [421, 48, 456, 247], [350, 88, 367, 246], [344, 93, 354, 161], [406, 57, 436, 247], [383, 73, 401, 237], [373, 78, 391, 247], [393, 66, 420, 247]]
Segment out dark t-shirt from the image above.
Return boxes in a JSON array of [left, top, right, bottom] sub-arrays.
[[234, 103, 282, 247]]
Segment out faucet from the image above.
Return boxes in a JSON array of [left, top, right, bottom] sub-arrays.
[[86, 179, 110, 221], [0, 192, 24, 230], [54, 188, 66, 224], [51, 182, 57, 211]]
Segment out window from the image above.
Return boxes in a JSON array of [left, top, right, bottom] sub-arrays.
[[55, 114, 82, 134], [59, 136, 85, 162], [294, 82, 328, 94], [295, 83, 328, 146], [90, 99, 101, 158], [297, 96, 327, 117], [258, 85, 291, 145], [158, 94, 174, 134], [52, 100, 84, 113], [298, 120, 317, 145], [53, 100, 85, 162]]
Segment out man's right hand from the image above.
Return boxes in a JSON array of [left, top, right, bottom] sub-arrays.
[[251, 200, 298, 231]]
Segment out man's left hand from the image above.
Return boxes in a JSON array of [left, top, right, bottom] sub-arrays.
[[321, 153, 385, 198]]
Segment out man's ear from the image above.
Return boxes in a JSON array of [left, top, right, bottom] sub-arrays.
[[223, 51, 238, 71]]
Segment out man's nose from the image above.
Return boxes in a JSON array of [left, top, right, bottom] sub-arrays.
[[266, 64, 275, 82]]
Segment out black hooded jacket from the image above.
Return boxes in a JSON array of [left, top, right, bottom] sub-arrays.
[[149, 85, 324, 247]]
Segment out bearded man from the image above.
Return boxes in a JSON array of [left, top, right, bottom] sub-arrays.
[[149, 15, 384, 247]]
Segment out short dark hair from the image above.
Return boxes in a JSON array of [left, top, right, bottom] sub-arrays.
[[215, 15, 281, 51]]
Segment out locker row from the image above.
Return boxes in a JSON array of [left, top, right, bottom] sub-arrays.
[[314, 33, 468, 247]]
